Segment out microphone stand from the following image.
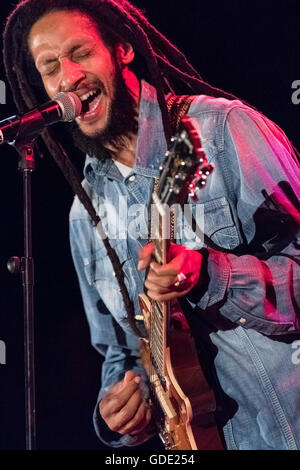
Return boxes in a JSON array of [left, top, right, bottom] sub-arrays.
[[3, 93, 80, 450], [7, 139, 36, 450]]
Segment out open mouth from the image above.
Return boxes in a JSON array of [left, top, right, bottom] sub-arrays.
[[79, 88, 102, 115]]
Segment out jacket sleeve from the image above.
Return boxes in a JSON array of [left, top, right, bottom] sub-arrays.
[[190, 105, 300, 335], [69, 221, 155, 447]]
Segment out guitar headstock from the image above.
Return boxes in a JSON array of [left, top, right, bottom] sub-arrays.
[[157, 116, 214, 206]]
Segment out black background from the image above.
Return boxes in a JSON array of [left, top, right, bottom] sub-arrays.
[[0, 0, 299, 450]]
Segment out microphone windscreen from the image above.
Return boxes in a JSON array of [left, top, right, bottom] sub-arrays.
[[54, 92, 82, 121]]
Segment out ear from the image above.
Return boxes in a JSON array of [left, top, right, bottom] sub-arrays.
[[116, 43, 135, 67]]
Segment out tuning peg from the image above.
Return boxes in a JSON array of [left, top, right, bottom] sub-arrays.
[[188, 182, 197, 198], [195, 147, 205, 155], [175, 173, 187, 181], [203, 163, 214, 175]]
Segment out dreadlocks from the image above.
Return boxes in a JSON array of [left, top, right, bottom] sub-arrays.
[[3, 0, 242, 131], [3, 0, 298, 337]]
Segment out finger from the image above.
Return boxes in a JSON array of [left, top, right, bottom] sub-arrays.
[[129, 407, 152, 436], [106, 371, 139, 396], [108, 388, 144, 433], [145, 278, 174, 293], [123, 370, 135, 383], [123, 371, 141, 385], [146, 270, 177, 288], [152, 252, 202, 283], [137, 243, 154, 271], [100, 379, 140, 419], [147, 287, 192, 302], [128, 406, 152, 436], [117, 401, 150, 435], [149, 262, 179, 277]]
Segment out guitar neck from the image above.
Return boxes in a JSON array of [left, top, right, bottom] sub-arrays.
[[139, 118, 222, 450], [149, 192, 172, 379], [147, 116, 213, 387]]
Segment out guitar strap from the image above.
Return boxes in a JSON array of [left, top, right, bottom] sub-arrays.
[[166, 94, 196, 135]]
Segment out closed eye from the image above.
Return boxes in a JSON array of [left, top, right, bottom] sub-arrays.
[[41, 64, 59, 77], [72, 50, 92, 61]]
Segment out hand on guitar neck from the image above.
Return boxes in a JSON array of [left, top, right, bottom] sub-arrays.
[[138, 242, 207, 302], [99, 370, 151, 436]]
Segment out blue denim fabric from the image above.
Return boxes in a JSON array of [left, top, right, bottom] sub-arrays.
[[69, 81, 300, 449]]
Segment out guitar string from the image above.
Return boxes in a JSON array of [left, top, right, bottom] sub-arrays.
[[148, 177, 175, 424]]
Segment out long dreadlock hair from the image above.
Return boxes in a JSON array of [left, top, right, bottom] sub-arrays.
[[3, 0, 298, 337]]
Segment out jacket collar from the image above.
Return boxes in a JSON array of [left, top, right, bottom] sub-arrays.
[[84, 80, 168, 185]]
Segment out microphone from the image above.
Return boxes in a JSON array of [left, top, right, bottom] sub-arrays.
[[0, 92, 82, 144]]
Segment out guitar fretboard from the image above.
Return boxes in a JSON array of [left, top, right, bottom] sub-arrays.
[[149, 194, 172, 383]]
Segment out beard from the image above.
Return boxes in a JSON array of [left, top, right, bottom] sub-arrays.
[[69, 60, 138, 162]]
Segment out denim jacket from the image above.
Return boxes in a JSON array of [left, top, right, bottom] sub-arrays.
[[69, 81, 300, 449]]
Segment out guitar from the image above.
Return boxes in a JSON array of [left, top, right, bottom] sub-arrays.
[[138, 116, 224, 450]]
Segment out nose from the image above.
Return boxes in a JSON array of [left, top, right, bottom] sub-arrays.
[[59, 57, 85, 92]]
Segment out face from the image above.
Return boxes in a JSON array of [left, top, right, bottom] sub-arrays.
[[28, 9, 137, 139]]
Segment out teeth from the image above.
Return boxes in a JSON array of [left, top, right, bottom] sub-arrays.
[[80, 89, 97, 101], [78, 92, 102, 118], [89, 94, 101, 112]]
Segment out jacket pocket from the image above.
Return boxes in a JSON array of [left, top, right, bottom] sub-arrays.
[[83, 238, 128, 285], [175, 196, 241, 251], [203, 197, 241, 250]]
